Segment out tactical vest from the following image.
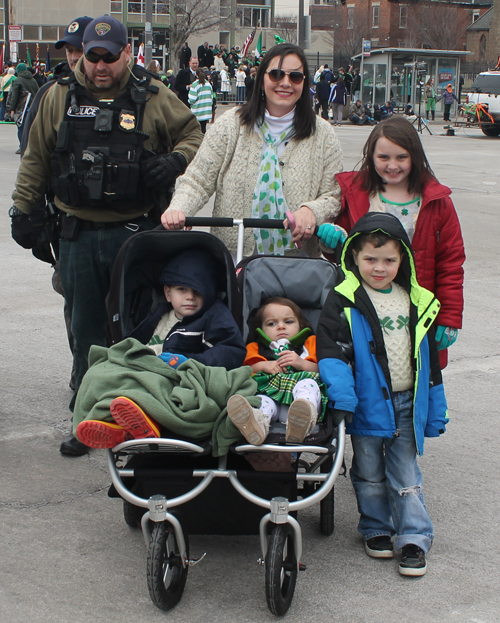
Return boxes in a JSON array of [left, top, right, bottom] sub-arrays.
[[50, 67, 159, 212]]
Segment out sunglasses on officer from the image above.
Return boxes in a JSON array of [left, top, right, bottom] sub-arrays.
[[85, 48, 124, 64], [265, 69, 305, 85]]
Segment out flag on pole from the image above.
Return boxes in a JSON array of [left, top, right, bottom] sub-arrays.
[[241, 21, 259, 59], [45, 44, 51, 77], [26, 45, 32, 67], [255, 32, 263, 59], [0, 44, 4, 74], [136, 43, 145, 67], [35, 43, 40, 74]]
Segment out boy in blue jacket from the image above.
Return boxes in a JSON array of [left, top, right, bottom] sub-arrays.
[[76, 248, 247, 447], [317, 212, 448, 577]]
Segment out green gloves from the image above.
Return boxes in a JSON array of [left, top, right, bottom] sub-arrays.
[[317, 223, 347, 250], [435, 326, 459, 350]]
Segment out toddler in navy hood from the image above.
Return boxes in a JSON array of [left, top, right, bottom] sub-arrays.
[[133, 248, 246, 370]]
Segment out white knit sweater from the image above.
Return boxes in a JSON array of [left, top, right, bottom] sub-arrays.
[[167, 107, 343, 256]]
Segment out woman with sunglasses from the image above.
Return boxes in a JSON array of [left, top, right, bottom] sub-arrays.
[[162, 43, 343, 259]]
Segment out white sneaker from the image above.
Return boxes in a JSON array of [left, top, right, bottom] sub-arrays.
[[286, 399, 318, 443], [227, 395, 269, 445]]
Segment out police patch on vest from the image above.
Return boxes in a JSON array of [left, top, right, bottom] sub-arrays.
[[119, 111, 136, 132], [67, 105, 99, 117], [68, 21, 80, 34], [95, 23, 111, 36]]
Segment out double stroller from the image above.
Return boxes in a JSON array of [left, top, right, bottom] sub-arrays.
[[104, 221, 346, 616]]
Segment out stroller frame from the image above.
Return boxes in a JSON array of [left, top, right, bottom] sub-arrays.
[[104, 219, 346, 616]]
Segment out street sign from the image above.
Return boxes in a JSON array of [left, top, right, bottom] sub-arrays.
[[363, 39, 371, 57], [9, 26, 22, 42]]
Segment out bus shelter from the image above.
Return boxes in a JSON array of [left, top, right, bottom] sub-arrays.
[[353, 48, 470, 115]]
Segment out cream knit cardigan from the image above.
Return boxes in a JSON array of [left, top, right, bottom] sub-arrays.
[[167, 107, 343, 256]]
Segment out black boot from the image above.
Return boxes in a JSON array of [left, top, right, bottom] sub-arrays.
[[426, 111, 429, 120], [431, 110, 435, 121]]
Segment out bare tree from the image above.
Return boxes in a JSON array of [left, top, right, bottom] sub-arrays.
[[272, 12, 298, 45], [322, 6, 371, 60], [170, 0, 227, 71], [404, 3, 468, 50]]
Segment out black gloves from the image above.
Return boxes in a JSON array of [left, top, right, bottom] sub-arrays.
[[9, 205, 57, 266], [10, 206, 45, 249], [331, 409, 353, 427], [141, 152, 187, 190]]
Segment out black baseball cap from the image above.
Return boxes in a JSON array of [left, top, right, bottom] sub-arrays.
[[83, 15, 128, 55], [55, 16, 93, 50]]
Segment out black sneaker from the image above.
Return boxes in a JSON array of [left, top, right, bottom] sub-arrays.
[[399, 544, 427, 576], [364, 536, 394, 558]]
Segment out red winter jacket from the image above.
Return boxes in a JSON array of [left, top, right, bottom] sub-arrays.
[[334, 171, 465, 367]]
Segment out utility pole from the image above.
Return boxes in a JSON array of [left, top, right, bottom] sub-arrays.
[[145, 0, 153, 67]]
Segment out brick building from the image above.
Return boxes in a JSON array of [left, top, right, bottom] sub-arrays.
[[310, 0, 493, 58]]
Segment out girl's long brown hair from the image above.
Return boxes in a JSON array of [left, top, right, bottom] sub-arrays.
[[356, 116, 435, 196]]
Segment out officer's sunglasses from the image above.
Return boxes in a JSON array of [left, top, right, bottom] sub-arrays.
[[265, 69, 305, 85], [85, 48, 124, 64]]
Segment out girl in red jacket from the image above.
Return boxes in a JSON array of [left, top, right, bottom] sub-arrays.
[[317, 116, 465, 367]]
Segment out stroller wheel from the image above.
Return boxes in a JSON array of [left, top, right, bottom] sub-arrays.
[[265, 524, 298, 616], [123, 500, 144, 528], [147, 521, 189, 611]]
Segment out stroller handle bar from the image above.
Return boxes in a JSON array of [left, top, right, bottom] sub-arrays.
[[184, 217, 291, 230], [184, 215, 320, 264]]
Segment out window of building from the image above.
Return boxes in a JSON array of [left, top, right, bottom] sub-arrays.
[[111, 1, 123, 13], [479, 34, 487, 59], [23, 25, 40, 40], [42, 26, 58, 41], [472, 11, 480, 23], [347, 6, 354, 30], [128, 1, 168, 17], [399, 5, 407, 29], [238, 7, 270, 29], [372, 5, 379, 29]]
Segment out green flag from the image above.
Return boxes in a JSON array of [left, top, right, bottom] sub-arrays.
[[256, 32, 262, 57], [26, 46, 32, 67]]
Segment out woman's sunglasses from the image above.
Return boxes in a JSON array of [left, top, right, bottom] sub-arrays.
[[85, 49, 123, 64], [265, 69, 305, 85]]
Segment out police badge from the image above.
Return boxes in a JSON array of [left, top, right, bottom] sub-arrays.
[[95, 23, 111, 37], [119, 111, 136, 132], [68, 21, 80, 34]]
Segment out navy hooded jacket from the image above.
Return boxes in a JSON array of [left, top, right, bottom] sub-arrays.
[[130, 249, 246, 370]]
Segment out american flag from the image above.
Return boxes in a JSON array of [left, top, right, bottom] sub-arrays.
[[241, 23, 259, 59], [35, 43, 40, 74]]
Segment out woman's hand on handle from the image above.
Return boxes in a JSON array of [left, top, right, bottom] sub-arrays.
[[284, 206, 316, 244], [161, 209, 191, 231]]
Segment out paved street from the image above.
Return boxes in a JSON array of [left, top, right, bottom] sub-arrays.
[[1, 118, 499, 623]]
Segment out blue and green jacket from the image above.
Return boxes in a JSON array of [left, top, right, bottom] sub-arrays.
[[317, 212, 448, 455]]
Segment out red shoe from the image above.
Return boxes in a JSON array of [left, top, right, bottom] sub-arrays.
[[110, 397, 161, 439], [76, 420, 133, 449]]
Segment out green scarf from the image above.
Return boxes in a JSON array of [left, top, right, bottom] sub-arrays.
[[251, 121, 294, 255]]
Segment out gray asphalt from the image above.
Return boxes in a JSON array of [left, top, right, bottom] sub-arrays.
[[1, 118, 499, 623]]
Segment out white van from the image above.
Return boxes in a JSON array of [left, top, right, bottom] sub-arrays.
[[466, 71, 500, 136]]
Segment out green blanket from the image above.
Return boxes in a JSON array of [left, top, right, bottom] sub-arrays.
[[73, 337, 260, 456]]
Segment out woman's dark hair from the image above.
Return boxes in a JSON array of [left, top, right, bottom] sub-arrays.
[[254, 297, 312, 335], [356, 116, 435, 196], [238, 43, 316, 140], [196, 69, 206, 84]]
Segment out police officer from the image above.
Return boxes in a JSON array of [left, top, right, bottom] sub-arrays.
[[21, 16, 93, 155], [11, 15, 203, 456]]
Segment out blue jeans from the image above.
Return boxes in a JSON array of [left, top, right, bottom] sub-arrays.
[[59, 219, 156, 400], [236, 85, 245, 103], [350, 390, 433, 553]]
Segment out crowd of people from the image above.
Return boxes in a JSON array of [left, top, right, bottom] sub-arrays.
[[6, 17, 466, 581]]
